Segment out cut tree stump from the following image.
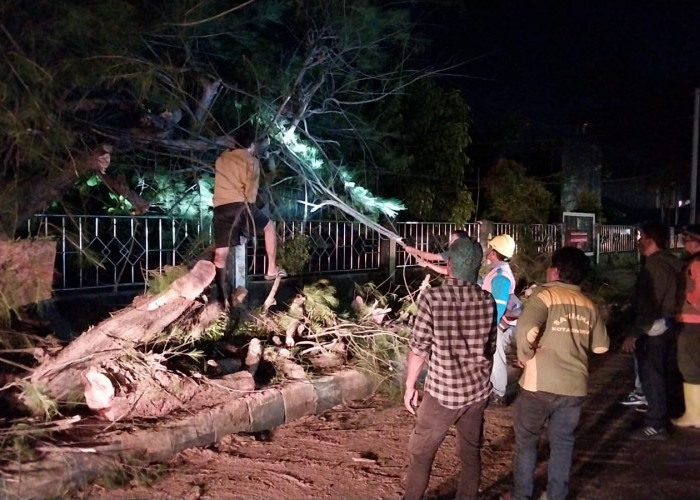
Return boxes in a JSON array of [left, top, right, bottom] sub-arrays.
[[83, 361, 255, 421], [29, 260, 216, 404]]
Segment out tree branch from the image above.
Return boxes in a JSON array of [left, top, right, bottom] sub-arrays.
[[98, 171, 150, 215], [9, 145, 113, 235], [193, 78, 222, 126]]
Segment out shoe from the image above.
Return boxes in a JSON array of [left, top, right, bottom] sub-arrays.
[[619, 391, 647, 406], [630, 426, 669, 441], [634, 404, 648, 413], [264, 269, 288, 280]]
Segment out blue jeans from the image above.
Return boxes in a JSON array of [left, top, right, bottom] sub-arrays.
[[490, 325, 514, 397], [512, 389, 584, 500], [404, 393, 488, 500]]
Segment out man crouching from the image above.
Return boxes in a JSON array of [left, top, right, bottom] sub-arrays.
[[403, 237, 497, 500]]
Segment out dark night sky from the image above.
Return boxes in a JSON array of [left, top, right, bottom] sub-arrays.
[[425, 2, 700, 179]]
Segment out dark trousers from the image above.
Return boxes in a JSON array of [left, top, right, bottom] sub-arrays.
[[678, 323, 700, 383], [513, 389, 584, 500], [636, 330, 685, 427], [404, 392, 487, 500]]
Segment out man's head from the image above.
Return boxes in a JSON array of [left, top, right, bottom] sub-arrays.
[[682, 224, 700, 256], [442, 237, 483, 282], [638, 220, 668, 256], [449, 229, 470, 244], [547, 246, 590, 285], [234, 123, 258, 149], [487, 234, 515, 262]]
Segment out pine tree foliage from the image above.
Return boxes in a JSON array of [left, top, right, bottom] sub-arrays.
[[1, 0, 472, 238]]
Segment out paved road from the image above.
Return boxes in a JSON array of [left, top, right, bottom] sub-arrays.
[[565, 351, 700, 500]]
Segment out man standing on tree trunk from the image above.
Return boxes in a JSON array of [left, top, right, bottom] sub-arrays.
[[212, 123, 286, 309], [403, 236, 497, 500]]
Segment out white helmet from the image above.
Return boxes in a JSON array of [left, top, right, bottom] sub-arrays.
[[489, 234, 515, 259]]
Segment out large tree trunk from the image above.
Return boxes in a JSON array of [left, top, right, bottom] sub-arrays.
[[83, 362, 255, 422], [29, 260, 217, 403]]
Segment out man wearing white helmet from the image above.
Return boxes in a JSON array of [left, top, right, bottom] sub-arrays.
[[481, 233, 519, 405]]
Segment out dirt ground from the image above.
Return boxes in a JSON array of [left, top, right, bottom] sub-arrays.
[[75, 351, 700, 500]]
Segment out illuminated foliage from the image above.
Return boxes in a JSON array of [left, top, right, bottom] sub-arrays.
[[1, 0, 469, 237]]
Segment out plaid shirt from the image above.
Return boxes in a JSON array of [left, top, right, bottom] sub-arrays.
[[410, 278, 497, 409]]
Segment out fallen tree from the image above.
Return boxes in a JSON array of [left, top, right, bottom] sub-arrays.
[[17, 262, 420, 423], [29, 260, 218, 404]]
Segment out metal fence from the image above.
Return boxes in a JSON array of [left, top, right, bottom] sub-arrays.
[[598, 225, 637, 253], [492, 223, 561, 254], [247, 220, 383, 276], [27, 215, 211, 292], [27, 215, 640, 292]]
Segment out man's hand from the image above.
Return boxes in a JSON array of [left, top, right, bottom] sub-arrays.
[[404, 386, 419, 415], [621, 335, 637, 353]]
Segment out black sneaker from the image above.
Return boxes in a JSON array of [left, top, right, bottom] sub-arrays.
[[619, 391, 647, 406], [630, 426, 669, 441]]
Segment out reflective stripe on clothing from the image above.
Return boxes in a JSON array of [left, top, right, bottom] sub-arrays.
[[482, 261, 516, 323], [677, 256, 700, 325]]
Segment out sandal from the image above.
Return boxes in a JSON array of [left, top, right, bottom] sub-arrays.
[[264, 269, 288, 280]]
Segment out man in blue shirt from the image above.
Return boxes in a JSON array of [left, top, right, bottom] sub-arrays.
[[481, 234, 518, 405]]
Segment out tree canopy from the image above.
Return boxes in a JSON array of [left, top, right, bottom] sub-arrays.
[[1, 0, 476, 239], [483, 158, 555, 223]]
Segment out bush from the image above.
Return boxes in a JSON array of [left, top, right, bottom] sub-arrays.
[[277, 233, 311, 275]]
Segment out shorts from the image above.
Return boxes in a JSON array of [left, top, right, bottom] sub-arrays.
[[213, 202, 270, 248]]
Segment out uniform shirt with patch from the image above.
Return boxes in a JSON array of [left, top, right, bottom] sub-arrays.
[[515, 281, 609, 397], [410, 278, 497, 409]]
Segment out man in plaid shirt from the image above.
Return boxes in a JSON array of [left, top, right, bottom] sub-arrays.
[[403, 237, 497, 500]]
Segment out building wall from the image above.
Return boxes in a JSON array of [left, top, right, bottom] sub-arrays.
[[560, 142, 602, 212]]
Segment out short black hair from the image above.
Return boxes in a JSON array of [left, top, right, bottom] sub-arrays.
[[551, 246, 590, 285], [682, 224, 700, 242], [453, 229, 469, 239], [234, 123, 257, 148], [639, 220, 668, 249], [443, 237, 483, 282]]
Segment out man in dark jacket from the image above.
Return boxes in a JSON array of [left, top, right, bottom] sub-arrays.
[[622, 220, 684, 440]]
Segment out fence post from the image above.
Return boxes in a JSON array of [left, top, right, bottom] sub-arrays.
[[232, 237, 247, 289], [384, 236, 397, 281], [478, 220, 494, 254]]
